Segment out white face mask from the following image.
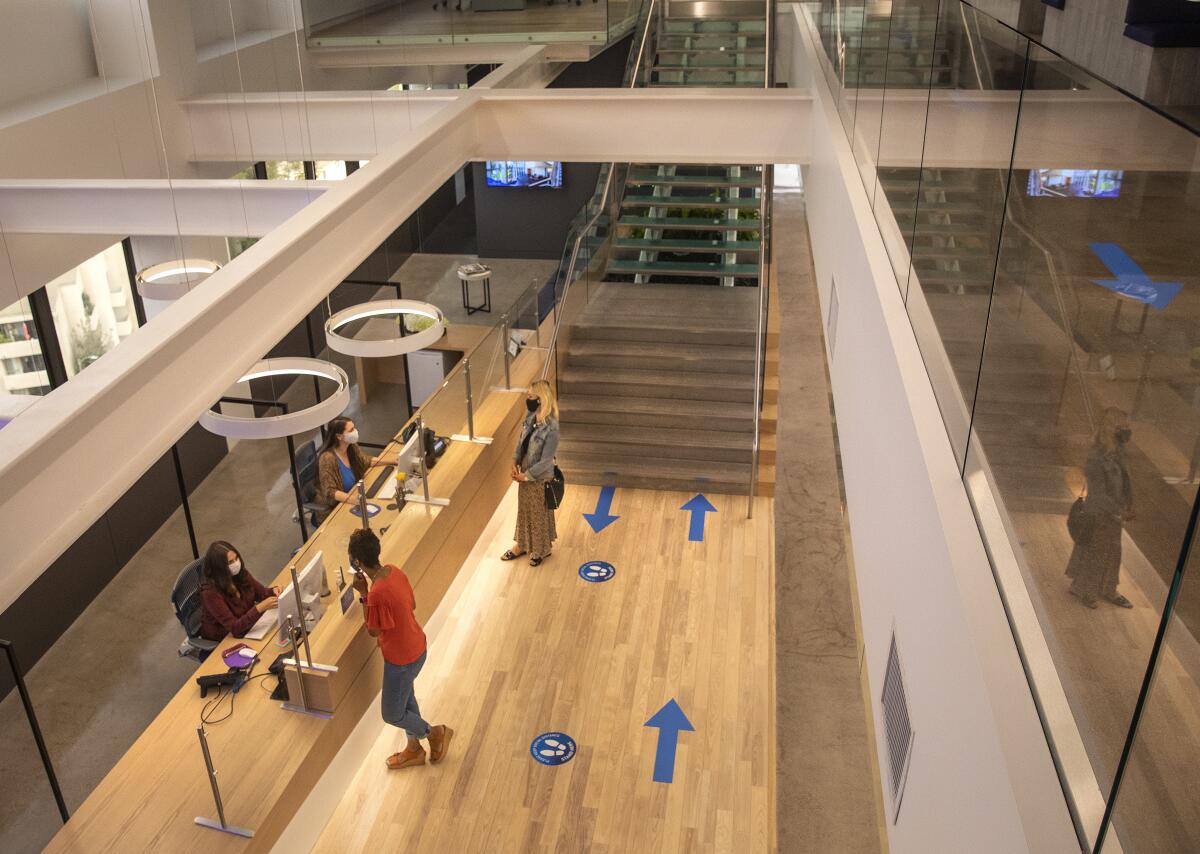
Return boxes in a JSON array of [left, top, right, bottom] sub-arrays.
[[344, 430, 360, 445], [229, 559, 243, 576]]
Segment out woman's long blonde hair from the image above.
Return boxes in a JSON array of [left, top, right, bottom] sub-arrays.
[[530, 379, 559, 423], [1094, 406, 1129, 455]]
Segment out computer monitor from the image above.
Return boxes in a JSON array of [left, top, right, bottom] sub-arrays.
[[276, 550, 326, 641]]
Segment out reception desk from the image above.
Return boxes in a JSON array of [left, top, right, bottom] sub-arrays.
[[45, 328, 548, 853]]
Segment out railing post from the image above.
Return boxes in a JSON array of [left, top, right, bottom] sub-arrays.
[[1, 640, 68, 824], [453, 360, 493, 445], [501, 314, 512, 389]]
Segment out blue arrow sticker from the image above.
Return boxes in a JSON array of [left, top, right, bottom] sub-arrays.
[[349, 502, 381, 518], [584, 484, 620, 533], [579, 560, 616, 583], [1089, 242, 1183, 310], [530, 732, 577, 766], [645, 699, 695, 784], [681, 494, 717, 542]]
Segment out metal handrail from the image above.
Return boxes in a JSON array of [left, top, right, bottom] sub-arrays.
[[749, 0, 777, 515], [539, 0, 659, 380]]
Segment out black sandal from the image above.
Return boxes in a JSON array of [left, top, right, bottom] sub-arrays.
[[501, 550, 526, 561], [529, 552, 551, 567]]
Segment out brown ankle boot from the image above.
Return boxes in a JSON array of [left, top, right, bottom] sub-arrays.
[[427, 724, 455, 764], [385, 745, 426, 770]]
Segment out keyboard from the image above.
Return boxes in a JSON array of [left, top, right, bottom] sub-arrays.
[[366, 465, 395, 498], [244, 608, 275, 640]]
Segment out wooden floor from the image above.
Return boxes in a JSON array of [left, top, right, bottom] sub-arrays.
[[314, 483, 775, 853]]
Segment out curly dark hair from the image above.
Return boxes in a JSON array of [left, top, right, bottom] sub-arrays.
[[348, 528, 382, 570]]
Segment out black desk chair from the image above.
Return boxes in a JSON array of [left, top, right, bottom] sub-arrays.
[[171, 559, 218, 662], [294, 440, 329, 528]]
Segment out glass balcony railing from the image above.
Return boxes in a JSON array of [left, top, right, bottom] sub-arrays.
[[810, 1, 1200, 852], [301, 0, 638, 49]]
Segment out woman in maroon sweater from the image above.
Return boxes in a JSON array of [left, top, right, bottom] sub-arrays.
[[198, 541, 280, 641]]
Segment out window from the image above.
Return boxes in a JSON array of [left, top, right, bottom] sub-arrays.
[[45, 242, 138, 378], [314, 161, 347, 180], [263, 160, 306, 180], [0, 297, 50, 396]]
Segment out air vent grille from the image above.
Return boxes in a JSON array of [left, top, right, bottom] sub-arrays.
[[881, 633, 914, 820]]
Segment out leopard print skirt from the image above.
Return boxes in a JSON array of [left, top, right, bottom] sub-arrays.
[[514, 480, 557, 559]]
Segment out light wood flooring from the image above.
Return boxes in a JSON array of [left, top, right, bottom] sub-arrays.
[[314, 483, 774, 853]]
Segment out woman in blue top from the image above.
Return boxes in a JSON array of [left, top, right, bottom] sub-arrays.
[[316, 417, 381, 511]]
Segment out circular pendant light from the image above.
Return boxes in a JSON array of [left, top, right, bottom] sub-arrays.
[[199, 357, 350, 439], [325, 300, 446, 358], [136, 259, 221, 300]]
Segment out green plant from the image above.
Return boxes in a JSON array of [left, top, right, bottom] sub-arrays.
[[71, 295, 110, 373]]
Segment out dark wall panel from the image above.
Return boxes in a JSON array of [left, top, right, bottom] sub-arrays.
[[473, 162, 601, 259]]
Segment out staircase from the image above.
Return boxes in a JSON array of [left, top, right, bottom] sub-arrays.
[[553, 0, 776, 496], [830, 3, 954, 89], [556, 284, 777, 495]]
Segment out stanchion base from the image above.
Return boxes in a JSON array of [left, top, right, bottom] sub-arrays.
[[280, 702, 333, 718], [407, 496, 451, 507], [451, 434, 493, 445], [490, 386, 528, 393], [195, 817, 255, 837]]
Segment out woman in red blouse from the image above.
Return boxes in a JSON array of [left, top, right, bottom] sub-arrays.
[[198, 541, 280, 641]]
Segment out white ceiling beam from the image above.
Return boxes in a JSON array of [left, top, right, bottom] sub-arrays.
[[0, 179, 326, 237]]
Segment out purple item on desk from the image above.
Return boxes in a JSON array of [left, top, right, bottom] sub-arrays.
[[222, 645, 258, 668]]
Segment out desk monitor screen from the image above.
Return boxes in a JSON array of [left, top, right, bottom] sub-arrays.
[[396, 428, 422, 479], [276, 549, 326, 641]]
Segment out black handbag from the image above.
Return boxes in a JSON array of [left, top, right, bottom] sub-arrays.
[[1067, 490, 1094, 545], [544, 465, 565, 510]]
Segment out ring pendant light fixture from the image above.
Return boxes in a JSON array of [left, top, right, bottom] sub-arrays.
[[135, 259, 222, 301], [324, 300, 446, 358], [199, 357, 350, 439]]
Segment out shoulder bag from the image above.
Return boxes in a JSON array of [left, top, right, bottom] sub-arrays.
[[544, 465, 565, 510], [1067, 488, 1094, 545]]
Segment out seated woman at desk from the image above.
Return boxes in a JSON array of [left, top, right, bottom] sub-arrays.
[[199, 541, 280, 641], [316, 416, 384, 511]]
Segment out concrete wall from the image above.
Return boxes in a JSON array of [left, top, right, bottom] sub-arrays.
[[783, 7, 1081, 853], [0, 0, 98, 109]]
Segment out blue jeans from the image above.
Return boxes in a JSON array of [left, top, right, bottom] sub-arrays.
[[381, 650, 430, 740]]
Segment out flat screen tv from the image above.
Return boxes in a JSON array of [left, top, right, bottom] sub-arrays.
[[485, 161, 563, 189], [1027, 169, 1123, 199]]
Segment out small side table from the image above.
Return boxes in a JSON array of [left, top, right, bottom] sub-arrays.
[[457, 266, 492, 315]]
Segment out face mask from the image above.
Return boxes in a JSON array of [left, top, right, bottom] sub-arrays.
[[344, 429, 360, 445], [1115, 428, 1132, 445], [526, 398, 540, 413], [229, 559, 242, 576]]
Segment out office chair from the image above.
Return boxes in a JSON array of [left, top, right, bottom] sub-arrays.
[[171, 559, 218, 662], [293, 440, 329, 528]]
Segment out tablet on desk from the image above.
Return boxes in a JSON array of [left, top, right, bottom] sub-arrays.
[[244, 608, 276, 641]]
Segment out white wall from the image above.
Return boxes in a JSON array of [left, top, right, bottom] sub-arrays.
[[783, 7, 1080, 854], [0, 0, 98, 108]]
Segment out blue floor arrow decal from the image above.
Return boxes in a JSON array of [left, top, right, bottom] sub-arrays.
[[584, 484, 620, 533], [681, 494, 716, 542]]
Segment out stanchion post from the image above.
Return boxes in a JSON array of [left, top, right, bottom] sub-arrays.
[[501, 313, 512, 390], [194, 725, 254, 838]]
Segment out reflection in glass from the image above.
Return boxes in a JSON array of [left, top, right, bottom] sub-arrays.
[[965, 42, 1200, 852], [45, 242, 138, 379]]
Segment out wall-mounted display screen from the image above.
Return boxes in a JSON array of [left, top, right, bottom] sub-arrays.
[[1027, 169, 1123, 198], [485, 161, 563, 188]]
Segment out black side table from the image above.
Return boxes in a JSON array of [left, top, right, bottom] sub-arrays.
[[457, 266, 492, 315]]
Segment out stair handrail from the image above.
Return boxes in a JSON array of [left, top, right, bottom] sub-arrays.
[[540, 0, 660, 380], [749, 0, 776, 514]]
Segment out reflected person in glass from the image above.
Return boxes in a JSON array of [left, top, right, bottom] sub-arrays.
[[1066, 407, 1135, 610]]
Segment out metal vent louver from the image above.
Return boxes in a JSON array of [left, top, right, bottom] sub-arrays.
[[881, 633, 915, 821]]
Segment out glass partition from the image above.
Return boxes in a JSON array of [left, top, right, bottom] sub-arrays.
[[811, 2, 1200, 850]]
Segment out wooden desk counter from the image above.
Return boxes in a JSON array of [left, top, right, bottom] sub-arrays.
[[356, 323, 492, 407], [45, 336, 548, 854]]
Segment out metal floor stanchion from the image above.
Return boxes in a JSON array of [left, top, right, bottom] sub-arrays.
[[194, 725, 254, 838]]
